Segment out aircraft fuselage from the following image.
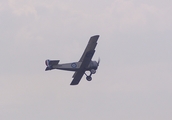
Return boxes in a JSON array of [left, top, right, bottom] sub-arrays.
[[47, 61, 98, 71]]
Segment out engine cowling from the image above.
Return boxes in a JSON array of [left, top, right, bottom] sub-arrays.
[[89, 61, 98, 70]]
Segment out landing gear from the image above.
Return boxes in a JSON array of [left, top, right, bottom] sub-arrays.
[[84, 69, 96, 81], [86, 76, 92, 81]]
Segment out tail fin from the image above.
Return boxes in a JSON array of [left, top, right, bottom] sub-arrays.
[[45, 59, 60, 71]]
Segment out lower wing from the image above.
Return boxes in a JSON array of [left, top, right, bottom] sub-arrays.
[[70, 70, 85, 85]]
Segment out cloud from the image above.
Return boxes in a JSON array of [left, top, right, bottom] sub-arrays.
[[96, 0, 172, 33], [0, 0, 172, 120]]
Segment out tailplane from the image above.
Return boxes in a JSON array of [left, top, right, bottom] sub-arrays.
[[45, 59, 60, 71]]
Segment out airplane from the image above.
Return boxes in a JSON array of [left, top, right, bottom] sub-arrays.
[[45, 35, 100, 85]]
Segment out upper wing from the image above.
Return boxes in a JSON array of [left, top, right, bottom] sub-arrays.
[[70, 50, 96, 85], [71, 35, 99, 85], [79, 35, 99, 62], [72, 35, 99, 80]]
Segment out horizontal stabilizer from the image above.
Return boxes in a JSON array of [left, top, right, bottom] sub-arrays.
[[45, 59, 60, 71], [49, 60, 60, 66]]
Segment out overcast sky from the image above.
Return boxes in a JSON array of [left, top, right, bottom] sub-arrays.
[[0, 0, 172, 120]]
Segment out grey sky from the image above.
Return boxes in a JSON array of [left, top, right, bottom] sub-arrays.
[[0, 0, 172, 120]]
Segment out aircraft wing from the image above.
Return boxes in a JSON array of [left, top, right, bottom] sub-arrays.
[[70, 70, 85, 85], [71, 35, 99, 85], [70, 50, 96, 85], [79, 35, 99, 62]]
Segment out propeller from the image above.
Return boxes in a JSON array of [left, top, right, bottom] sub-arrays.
[[97, 58, 100, 66]]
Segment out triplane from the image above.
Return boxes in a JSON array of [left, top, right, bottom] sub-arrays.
[[45, 35, 100, 85]]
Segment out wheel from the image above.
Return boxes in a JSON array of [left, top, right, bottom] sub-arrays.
[[86, 76, 92, 81]]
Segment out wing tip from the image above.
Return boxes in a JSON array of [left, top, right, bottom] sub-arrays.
[[70, 82, 79, 85], [92, 35, 100, 38]]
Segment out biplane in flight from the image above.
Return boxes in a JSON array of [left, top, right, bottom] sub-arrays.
[[45, 35, 100, 85]]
